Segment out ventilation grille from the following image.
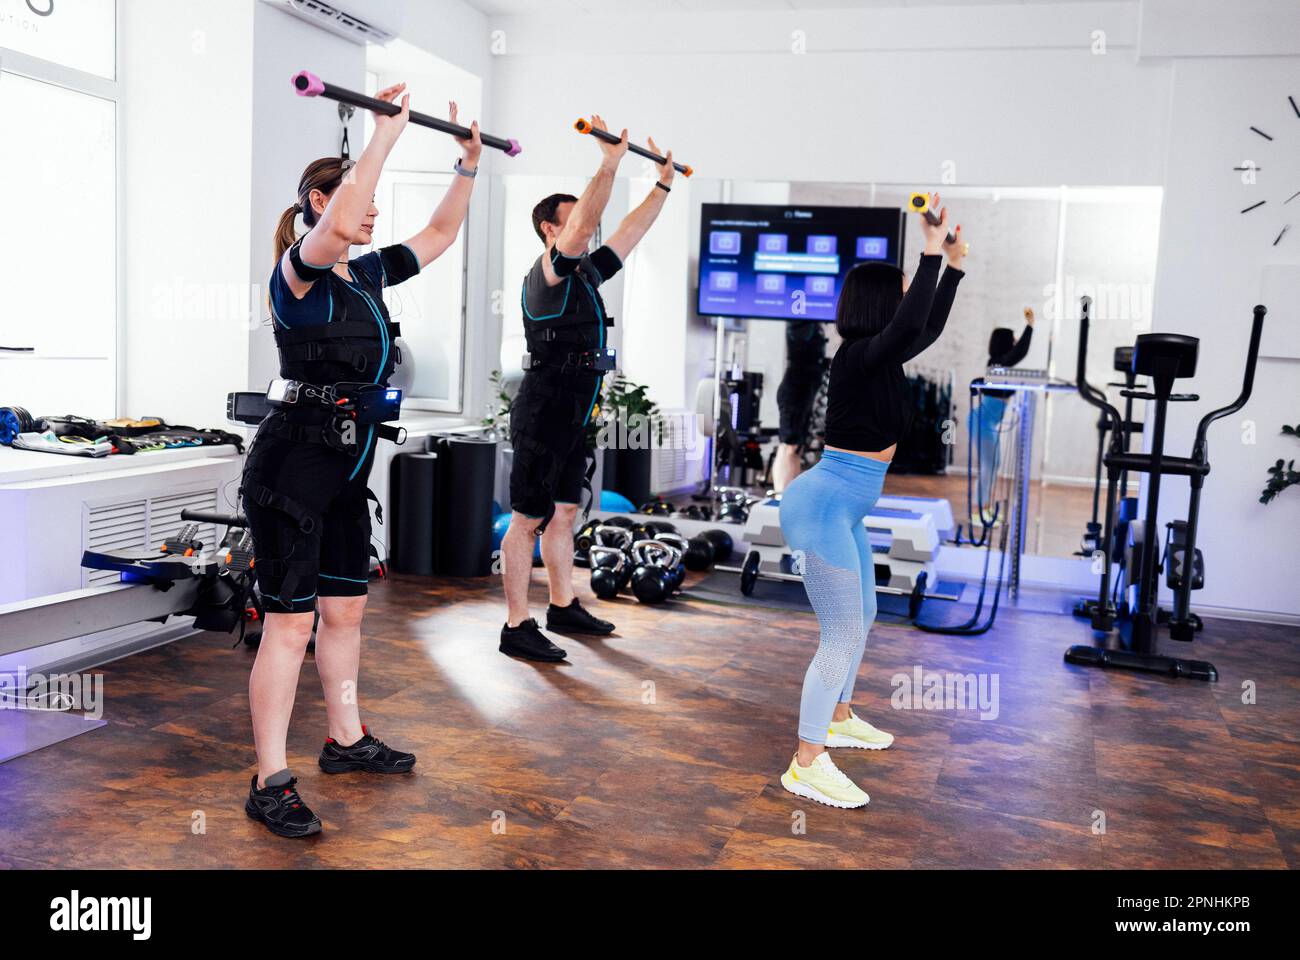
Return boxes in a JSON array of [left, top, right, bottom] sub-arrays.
[[652, 408, 706, 495], [277, 0, 397, 44], [84, 500, 148, 587], [148, 490, 219, 555], [83, 488, 222, 588]]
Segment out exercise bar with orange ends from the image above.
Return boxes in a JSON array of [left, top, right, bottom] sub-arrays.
[[573, 118, 693, 177], [293, 70, 521, 157]]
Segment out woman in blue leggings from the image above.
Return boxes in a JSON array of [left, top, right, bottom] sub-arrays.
[[779, 194, 967, 809]]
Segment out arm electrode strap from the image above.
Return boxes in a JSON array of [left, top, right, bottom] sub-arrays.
[[378, 244, 421, 287], [587, 244, 623, 284], [287, 240, 336, 283], [549, 247, 583, 278]]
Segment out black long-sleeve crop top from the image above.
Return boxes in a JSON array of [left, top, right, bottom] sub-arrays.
[[823, 254, 963, 452], [983, 324, 1034, 399]]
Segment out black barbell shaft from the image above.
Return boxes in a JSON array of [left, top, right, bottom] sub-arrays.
[[293, 70, 521, 157], [574, 118, 693, 177]]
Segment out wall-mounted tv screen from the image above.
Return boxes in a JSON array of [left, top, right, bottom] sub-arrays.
[[697, 202, 906, 322]]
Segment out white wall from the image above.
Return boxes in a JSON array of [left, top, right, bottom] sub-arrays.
[[1146, 54, 1300, 620], [486, 2, 1166, 187]]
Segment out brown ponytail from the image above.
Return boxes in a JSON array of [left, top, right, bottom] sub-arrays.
[[270, 156, 351, 266], [272, 204, 302, 266]]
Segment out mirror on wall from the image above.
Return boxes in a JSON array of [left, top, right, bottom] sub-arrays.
[[483, 172, 1162, 565], [697, 182, 1163, 562]]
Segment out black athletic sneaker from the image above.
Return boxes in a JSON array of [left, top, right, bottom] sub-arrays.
[[318, 726, 416, 774], [546, 598, 615, 636], [245, 775, 322, 838], [499, 618, 567, 662]]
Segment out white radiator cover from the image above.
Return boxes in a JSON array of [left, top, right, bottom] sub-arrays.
[[1, 454, 243, 604], [650, 408, 708, 497], [0, 451, 244, 675]]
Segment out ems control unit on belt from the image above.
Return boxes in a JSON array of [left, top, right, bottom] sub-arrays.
[[522, 346, 617, 373], [265, 379, 403, 424]]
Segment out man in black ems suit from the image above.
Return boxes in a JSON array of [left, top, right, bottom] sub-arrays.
[[499, 115, 677, 662], [772, 320, 830, 492]]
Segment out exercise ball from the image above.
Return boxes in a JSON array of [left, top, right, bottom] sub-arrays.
[[600, 489, 636, 513], [490, 513, 511, 553], [490, 512, 541, 560]]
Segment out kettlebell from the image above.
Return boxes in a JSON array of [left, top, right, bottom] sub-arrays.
[[630, 539, 682, 604], [653, 532, 689, 590], [573, 519, 602, 567], [590, 545, 631, 599]]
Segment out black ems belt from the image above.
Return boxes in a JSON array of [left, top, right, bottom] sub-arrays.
[[263, 379, 406, 455], [522, 347, 616, 373], [266, 379, 402, 425]]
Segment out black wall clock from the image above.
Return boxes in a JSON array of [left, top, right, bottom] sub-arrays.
[[1237, 95, 1299, 246]]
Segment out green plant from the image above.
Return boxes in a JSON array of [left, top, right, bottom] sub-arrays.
[[590, 372, 663, 447], [1259, 422, 1300, 505], [481, 370, 515, 442]]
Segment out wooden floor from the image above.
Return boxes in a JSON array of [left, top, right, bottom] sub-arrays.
[[2, 569, 1298, 870]]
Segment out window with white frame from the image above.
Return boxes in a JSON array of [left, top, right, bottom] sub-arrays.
[[0, 0, 119, 417], [362, 42, 478, 414]]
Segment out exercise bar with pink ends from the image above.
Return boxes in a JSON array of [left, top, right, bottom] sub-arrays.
[[573, 117, 693, 177], [293, 70, 521, 157]]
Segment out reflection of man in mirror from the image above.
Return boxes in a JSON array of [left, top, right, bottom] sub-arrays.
[[970, 307, 1036, 512], [771, 320, 830, 491]]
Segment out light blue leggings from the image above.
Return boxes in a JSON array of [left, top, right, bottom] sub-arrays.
[[779, 449, 888, 745], [968, 395, 1008, 507]]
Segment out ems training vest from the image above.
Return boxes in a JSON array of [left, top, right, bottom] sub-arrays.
[[272, 267, 401, 389], [520, 251, 616, 361], [265, 243, 410, 457]]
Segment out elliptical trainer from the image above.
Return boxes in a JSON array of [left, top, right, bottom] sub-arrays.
[[1071, 343, 1144, 621], [1065, 298, 1267, 681]]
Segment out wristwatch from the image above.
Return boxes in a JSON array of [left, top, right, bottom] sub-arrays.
[[454, 159, 478, 179]]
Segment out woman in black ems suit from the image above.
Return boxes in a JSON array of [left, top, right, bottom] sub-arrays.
[[242, 84, 481, 838]]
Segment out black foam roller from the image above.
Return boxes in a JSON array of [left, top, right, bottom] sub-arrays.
[[433, 435, 498, 577], [391, 451, 438, 575]]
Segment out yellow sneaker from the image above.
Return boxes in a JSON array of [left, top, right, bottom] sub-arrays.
[[827, 711, 895, 750], [780, 752, 869, 809]]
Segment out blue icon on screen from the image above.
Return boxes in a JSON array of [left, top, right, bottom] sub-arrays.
[[757, 233, 788, 254], [805, 275, 836, 297], [709, 271, 739, 292], [756, 274, 787, 295], [709, 231, 741, 255], [807, 235, 837, 256], [856, 236, 889, 260]]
